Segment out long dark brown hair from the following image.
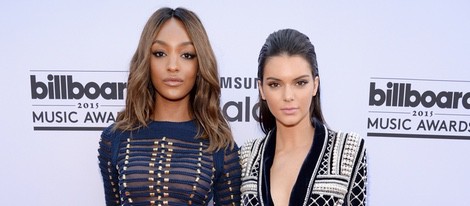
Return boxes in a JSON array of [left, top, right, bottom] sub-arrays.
[[257, 29, 325, 134], [114, 7, 234, 151]]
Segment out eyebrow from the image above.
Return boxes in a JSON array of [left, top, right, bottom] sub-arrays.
[[265, 74, 311, 81], [152, 39, 194, 47]]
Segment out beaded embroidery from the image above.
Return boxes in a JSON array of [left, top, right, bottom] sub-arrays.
[[240, 124, 367, 206]]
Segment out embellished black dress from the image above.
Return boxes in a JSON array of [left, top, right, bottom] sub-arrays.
[[240, 119, 367, 206], [98, 120, 241, 206]]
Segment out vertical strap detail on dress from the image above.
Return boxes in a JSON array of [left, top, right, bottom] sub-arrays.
[[111, 130, 122, 167], [212, 148, 224, 204], [331, 131, 345, 175], [213, 149, 224, 182]]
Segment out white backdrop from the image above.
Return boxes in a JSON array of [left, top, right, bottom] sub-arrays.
[[1, 1, 469, 205]]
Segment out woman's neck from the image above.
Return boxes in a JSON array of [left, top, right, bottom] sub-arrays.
[[152, 96, 192, 122], [275, 118, 315, 152]]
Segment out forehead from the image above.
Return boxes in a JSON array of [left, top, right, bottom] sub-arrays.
[[154, 18, 191, 43], [263, 55, 312, 79]]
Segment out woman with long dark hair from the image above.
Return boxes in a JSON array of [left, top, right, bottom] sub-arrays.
[[240, 29, 367, 206]]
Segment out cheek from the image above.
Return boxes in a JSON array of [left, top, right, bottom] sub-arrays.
[[300, 92, 314, 109], [263, 92, 281, 109], [149, 67, 158, 83], [190, 66, 198, 78], [149, 66, 164, 89], [189, 62, 198, 77], [187, 61, 198, 81]]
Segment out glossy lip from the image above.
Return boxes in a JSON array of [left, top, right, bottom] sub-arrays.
[[281, 107, 298, 115], [163, 77, 183, 86]]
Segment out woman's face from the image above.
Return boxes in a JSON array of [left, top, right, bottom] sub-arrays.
[[150, 18, 198, 103], [259, 55, 319, 128]]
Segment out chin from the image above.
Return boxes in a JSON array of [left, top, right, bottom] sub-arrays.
[[277, 119, 302, 127]]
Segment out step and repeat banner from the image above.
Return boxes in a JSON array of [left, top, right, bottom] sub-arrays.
[[1, 1, 469, 205]]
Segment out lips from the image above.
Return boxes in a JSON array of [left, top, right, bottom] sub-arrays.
[[163, 77, 183, 86], [281, 107, 298, 115]]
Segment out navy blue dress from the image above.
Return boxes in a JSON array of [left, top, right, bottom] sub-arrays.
[[98, 120, 241, 206]]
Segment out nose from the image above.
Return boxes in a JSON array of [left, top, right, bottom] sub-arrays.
[[167, 55, 178, 72], [283, 86, 294, 102]]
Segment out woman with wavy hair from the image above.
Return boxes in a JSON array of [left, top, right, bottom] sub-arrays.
[[240, 29, 367, 206], [98, 7, 240, 206]]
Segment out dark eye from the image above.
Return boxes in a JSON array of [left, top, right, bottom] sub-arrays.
[[152, 51, 166, 57], [268, 82, 280, 88], [297, 80, 309, 86], [182, 53, 196, 59]]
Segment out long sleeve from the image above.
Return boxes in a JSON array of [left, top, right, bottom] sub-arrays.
[[213, 145, 242, 206], [346, 148, 368, 206], [98, 127, 121, 206]]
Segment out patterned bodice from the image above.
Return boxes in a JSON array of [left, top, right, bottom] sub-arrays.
[[98, 120, 241, 206], [240, 120, 367, 206]]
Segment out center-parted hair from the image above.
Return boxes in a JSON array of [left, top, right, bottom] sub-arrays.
[[114, 7, 233, 151], [257, 29, 325, 134]]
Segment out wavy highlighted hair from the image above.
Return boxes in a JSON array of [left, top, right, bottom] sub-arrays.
[[114, 7, 233, 151]]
